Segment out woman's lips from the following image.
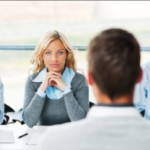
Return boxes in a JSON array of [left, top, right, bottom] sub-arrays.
[[50, 64, 59, 67]]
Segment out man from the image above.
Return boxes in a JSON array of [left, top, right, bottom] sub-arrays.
[[134, 61, 150, 120], [37, 29, 150, 150], [0, 76, 4, 124]]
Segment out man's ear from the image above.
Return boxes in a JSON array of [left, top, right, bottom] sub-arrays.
[[136, 68, 143, 83], [88, 70, 93, 85]]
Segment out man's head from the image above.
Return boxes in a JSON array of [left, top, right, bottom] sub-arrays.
[[88, 28, 142, 103]]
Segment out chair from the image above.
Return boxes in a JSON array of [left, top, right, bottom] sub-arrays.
[[4, 103, 15, 113], [1, 104, 16, 125], [12, 108, 24, 125], [140, 110, 145, 117], [89, 101, 95, 108]]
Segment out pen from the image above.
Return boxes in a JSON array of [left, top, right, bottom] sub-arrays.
[[18, 133, 28, 139]]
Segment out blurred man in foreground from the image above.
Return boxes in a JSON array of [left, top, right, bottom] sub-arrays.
[[37, 28, 150, 150]]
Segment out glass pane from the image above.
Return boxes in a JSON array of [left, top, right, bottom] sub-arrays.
[[0, 1, 150, 46], [0, 50, 32, 110], [1, 1, 150, 109]]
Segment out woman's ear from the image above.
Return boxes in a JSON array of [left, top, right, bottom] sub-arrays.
[[88, 70, 93, 85], [137, 68, 143, 83]]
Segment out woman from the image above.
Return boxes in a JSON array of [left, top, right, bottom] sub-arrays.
[[22, 30, 89, 127]]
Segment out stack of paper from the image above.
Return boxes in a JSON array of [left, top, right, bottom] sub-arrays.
[[0, 130, 15, 143]]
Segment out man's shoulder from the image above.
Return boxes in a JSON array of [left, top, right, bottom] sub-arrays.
[[43, 118, 93, 141], [37, 116, 150, 150], [49, 118, 88, 132], [48, 116, 150, 134], [38, 118, 91, 149]]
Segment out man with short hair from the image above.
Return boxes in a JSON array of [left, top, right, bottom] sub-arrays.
[[37, 29, 150, 150], [0, 76, 4, 124]]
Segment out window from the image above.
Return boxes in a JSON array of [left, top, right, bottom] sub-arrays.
[[0, 1, 150, 109]]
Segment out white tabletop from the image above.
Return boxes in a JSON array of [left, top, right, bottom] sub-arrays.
[[0, 125, 48, 150]]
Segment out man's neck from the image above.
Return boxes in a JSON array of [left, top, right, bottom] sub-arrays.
[[96, 90, 133, 105], [92, 83, 134, 105]]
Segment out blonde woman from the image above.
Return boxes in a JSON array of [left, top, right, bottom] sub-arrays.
[[22, 30, 89, 127]]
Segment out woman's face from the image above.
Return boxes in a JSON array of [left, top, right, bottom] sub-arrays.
[[43, 39, 67, 73]]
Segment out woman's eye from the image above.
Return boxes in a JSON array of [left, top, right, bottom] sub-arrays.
[[45, 52, 51, 55], [58, 51, 63, 55]]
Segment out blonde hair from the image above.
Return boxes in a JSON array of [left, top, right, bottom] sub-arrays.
[[30, 30, 77, 73]]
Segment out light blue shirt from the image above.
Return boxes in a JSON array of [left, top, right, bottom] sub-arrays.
[[33, 67, 75, 100], [0, 76, 4, 124], [134, 61, 150, 120]]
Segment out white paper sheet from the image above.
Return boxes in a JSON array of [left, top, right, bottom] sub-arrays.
[[0, 130, 15, 143], [26, 132, 43, 145]]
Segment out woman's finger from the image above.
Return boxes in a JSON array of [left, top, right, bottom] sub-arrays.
[[49, 78, 58, 86], [47, 75, 60, 79], [47, 71, 61, 77]]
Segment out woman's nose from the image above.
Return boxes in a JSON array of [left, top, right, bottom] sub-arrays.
[[52, 54, 58, 61]]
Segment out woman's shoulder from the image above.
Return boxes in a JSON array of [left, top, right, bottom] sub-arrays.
[[25, 72, 41, 90], [72, 72, 87, 87], [26, 72, 40, 81], [74, 72, 85, 79]]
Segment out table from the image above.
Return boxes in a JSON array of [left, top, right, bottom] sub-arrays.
[[0, 125, 48, 150]]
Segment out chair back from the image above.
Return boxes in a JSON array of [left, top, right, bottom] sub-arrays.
[[1, 104, 15, 125]]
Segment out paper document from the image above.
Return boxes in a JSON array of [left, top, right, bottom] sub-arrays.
[[0, 130, 15, 143], [26, 132, 43, 145]]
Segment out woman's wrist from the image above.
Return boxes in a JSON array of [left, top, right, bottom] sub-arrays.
[[37, 88, 46, 98], [63, 86, 71, 94], [61, 85, 67, 92], [39, 84, 46, 92]]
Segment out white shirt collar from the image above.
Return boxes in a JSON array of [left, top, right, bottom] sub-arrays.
[[32, 67, 47, 82], [87, 106, 142, 118]]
